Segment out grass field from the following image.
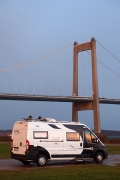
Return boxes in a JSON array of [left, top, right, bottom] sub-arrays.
[[106, 145, 120, 155], [0, 143, 120, 180], [0, 164, 120, 180], [0, 142, 11, 159]]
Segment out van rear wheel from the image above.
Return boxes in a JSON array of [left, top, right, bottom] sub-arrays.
[[36, 154, 47, 166], [95, 152, 103, 163]]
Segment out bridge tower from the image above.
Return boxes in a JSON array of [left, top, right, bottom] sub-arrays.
[[72, 38, 101, 133]]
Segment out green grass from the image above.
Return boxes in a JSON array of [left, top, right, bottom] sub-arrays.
[[0, 142, 11, 159], [106, 145, 120, 155], [0, 164, 120, 180]]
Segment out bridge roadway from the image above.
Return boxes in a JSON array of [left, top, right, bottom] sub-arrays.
[[0, 93, 120, 104]]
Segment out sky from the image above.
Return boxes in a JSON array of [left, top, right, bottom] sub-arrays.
[[0, 0, 120, 130]]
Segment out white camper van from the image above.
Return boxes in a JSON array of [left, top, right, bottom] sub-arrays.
[[11, 116, 108, 166]]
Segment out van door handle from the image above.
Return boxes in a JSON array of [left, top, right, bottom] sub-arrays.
[[54, 143, 58, 144], [80, 143, 82, 146]]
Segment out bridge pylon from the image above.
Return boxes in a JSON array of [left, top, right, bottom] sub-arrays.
[[72, 38, 101, 134]]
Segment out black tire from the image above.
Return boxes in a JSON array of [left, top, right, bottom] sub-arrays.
[[36, 154, 47, 166], [21, 160, 31, 165], [95, 152, 103, 164]]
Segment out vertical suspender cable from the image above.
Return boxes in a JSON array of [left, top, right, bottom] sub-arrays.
[[65, 54, 67, 96], [24, 66, 26, 94], [49, 58, 51, 96], [32, 63, 34, 94], [86, 43, 88, 96], [41, 61, 43, 95], [57, 56, 59, 96], [5, 71, 8, 93], [15, 69, 17, 94]]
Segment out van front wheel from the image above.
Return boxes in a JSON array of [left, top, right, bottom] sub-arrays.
[[36, 154, 47, 166], [95, 152, 103, 163]]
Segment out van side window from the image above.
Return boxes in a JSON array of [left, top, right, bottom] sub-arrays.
[[85, 130, 97, 143], [33, 131, 48, 139], [66, 132, 80, 141]]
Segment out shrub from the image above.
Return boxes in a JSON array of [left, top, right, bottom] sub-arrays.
[[107, 138, 120, 144], [0, 136, 11, 142], [95, 133, 108, 143], [95, 133, 120, 144]]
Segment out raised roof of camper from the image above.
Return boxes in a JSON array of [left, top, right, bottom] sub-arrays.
[[22, 116, 80, 124]]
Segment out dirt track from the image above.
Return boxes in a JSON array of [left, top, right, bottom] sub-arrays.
[[0, 154, 120, 170]]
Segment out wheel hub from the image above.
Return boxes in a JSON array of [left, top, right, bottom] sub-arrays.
[[98, 155, 102, 161], [39, 157, 45, 165]]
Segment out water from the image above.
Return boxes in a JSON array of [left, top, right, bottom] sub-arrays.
[[107, 136, 120, 139]]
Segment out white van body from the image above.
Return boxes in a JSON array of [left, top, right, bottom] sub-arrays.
[[11, 117, 108, 166]]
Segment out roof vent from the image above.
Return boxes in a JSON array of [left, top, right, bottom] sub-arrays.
[[23, 115, 33, 121], [38, 116, 42, 119]]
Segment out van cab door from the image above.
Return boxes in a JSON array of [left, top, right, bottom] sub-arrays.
[[83, 129, 98, 158]]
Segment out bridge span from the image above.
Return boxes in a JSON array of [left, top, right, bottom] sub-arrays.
[[0, 93, 120, 104]]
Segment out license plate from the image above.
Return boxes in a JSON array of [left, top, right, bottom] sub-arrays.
[[14, 147, 19, 151]]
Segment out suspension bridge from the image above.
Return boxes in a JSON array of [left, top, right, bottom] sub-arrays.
[[0, 38, 120, 133]]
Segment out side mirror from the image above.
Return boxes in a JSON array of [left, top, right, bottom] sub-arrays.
[[92, 138, 98, 143]]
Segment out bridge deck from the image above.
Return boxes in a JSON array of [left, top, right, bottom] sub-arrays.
[[0, 93, 120, 104]]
